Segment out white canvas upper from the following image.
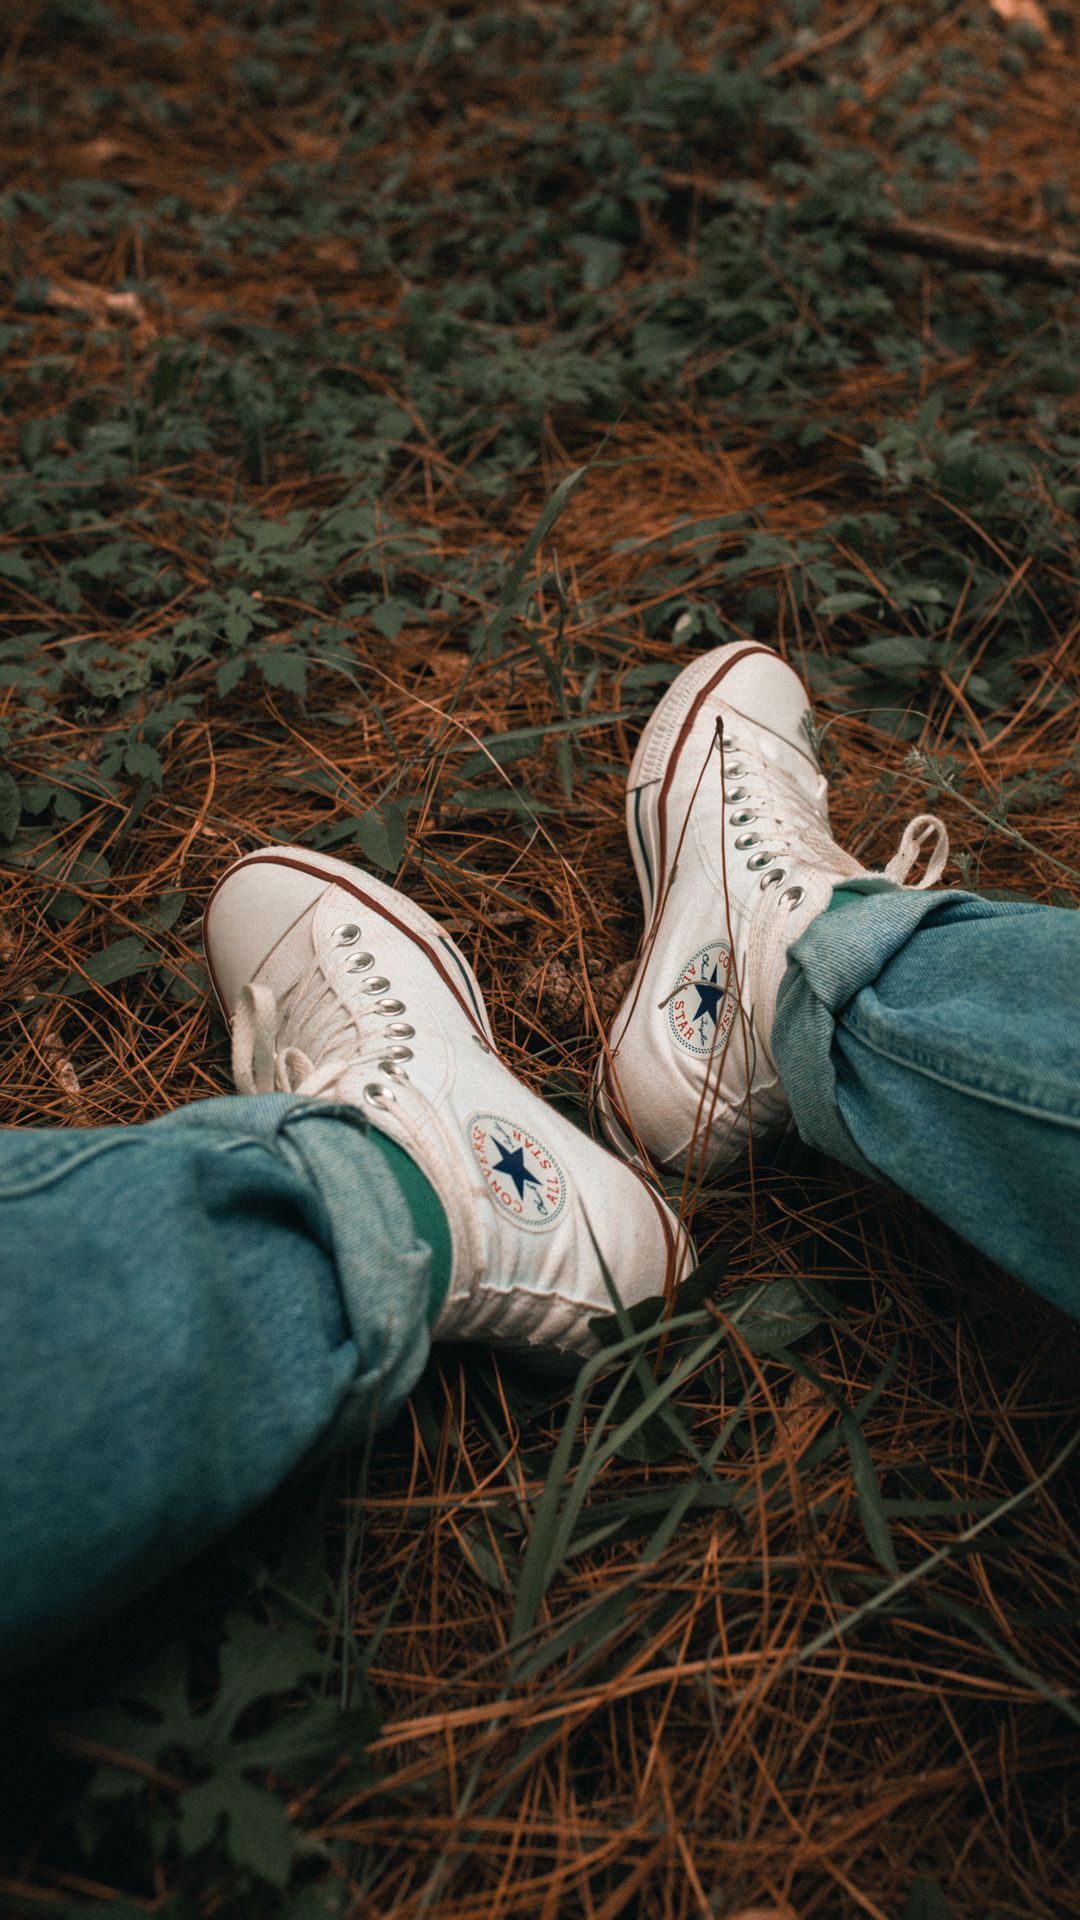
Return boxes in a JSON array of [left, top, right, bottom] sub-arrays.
[[594, 643, 948, 1177], [204, 848, 694, 1356]]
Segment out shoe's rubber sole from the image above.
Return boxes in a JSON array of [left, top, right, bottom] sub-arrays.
[[204, 846, 498, 1049]]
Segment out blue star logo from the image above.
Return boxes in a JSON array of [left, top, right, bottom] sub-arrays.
[[492, 1139, 542, 1203], [692, 959, 726, 1035]]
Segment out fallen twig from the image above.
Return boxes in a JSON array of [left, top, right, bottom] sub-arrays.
[[662, 171, 1080, 283]]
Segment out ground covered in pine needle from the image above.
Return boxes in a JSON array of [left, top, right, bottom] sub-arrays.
[[2, 3, 1079, 1916]]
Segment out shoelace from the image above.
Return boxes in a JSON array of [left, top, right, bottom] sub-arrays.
[[720, 734, 949, 900], [231, 925, 416, 1108]]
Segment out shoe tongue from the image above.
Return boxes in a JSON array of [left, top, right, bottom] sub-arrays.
[[750, 728, 825, 802]]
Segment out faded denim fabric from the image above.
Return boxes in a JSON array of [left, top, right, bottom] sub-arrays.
[[773, 881, 1080, 1318], [0, 1094, 431, 1673]]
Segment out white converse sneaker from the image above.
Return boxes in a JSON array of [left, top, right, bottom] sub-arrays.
[[594, 643, 948, 1176], [203, 848, 694, 1356]]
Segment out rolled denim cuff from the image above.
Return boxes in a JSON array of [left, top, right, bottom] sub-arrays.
[[274, 1101, 433, 1445], [150, 1091, 433, 1445], [772, 882, 978, 1178]]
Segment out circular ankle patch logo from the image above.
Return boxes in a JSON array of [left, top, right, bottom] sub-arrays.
[[468, 1113, 567, 1232], [668, 942, 735, 1057]]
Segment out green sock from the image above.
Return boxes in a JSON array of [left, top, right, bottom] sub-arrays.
[[366, 1132, 452, 1325], [826, 886, 866, 913]]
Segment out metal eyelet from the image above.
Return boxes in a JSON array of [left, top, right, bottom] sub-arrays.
[[730, 811, 757, 827], [734, 832, 761, 850], [364, 1082, 394, 1107], [361, 975, 391, 995], [375, 998, 405, 1015], [379, 1060, 410, 1081], [760, 868, 786, 889], [724, 763, 746, 777], [472, 1033, 492, 1053], [381, 1044, 413, 1062], [386, 1022, 414, 1039], [346, 952, 375, 972], [725, 786, 749, 804], [781, 885, 805, 908], [747, 851, 776, 871], [334, 924, 361, 945]]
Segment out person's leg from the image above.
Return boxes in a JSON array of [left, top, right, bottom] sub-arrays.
[[3, 842, 693, 1673], [772, 882, 1080, 1318], [598, 641, 1079, 1316], [0, 1092, 438, 1675]]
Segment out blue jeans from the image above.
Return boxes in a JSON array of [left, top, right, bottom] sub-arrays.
[[773, 882, 1080, 1319], [2, 889, 1077, 1671], [0, 1095, 432, 1674]]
